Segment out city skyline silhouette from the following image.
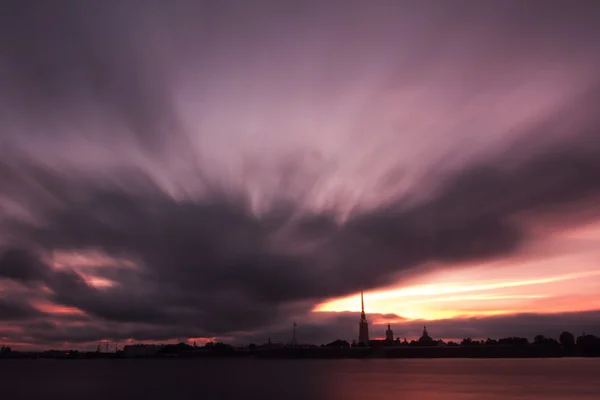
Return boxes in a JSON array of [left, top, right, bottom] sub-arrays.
[[1, 0, 600, 357]]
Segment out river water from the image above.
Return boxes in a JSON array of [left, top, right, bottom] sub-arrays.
[[1, 358, 599, 399]]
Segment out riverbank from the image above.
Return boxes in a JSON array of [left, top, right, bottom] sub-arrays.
[[2, 345, 600, 359]]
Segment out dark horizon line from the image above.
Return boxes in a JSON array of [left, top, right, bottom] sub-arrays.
[[2, 330, 598, 354]]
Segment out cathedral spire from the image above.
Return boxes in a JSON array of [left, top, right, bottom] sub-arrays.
[[358, 289, 369, 344], [361, 289, 365, 314]]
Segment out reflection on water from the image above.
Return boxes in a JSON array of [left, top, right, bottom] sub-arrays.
[[1, 358, 599, 399]]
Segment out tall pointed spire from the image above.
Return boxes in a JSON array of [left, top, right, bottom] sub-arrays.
[[361, 289, 364, 313], [358, 289, 369, 344]]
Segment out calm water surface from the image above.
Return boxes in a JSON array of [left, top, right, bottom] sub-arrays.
[[1, 358, 599, 399]]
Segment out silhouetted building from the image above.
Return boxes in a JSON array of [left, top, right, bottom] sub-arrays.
[[325, 339, 350, 348], [385, 324, 394, 341], [261, 338, 284, 349], [418, 325, 435, 345], [290, 322, 298, 346], [358, 290, 369, 344], [122, 344, 164, 357], [0, 345, 11, 357]]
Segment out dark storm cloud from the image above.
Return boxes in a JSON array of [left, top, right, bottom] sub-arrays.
[[344, 85, 600, 257], [0, 298, 41, 321], [0, 248, 48, 283], [1, 1, 600, 347], [0, 82, 600, 339], [1, 86, 599, 344], [0, 239, 310, 339], [18, 319, 208, 346]]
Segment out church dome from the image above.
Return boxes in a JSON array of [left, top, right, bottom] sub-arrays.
[[418, 325, 434, 345]]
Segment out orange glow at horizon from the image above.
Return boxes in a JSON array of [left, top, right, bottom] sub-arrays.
[[315, 223, 600, 322], [187, 337, 216, 345], [316, 267, 600, 321], [315, 230, 600, 321]]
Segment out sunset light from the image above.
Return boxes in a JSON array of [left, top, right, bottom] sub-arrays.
[[1, 0, 600, 353], [3, 3, 600, 399]]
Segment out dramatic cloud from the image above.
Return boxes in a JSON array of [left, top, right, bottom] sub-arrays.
[[1, 1, 600, 348], [0, 298, 41, 322], [0, 248, 48, 284]]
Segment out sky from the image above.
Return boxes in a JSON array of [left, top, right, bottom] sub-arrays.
[[1, 0, 600, 350]]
